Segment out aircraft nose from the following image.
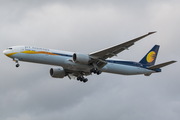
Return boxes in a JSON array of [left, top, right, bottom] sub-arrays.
[[3, 50, 10, 57], [3, 50, 7, 55]]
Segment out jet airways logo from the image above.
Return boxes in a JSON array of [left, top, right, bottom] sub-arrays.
[[146, 51, 156, 63]]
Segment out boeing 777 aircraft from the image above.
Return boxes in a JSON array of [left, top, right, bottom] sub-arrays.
[[3, 32, 176, 83]]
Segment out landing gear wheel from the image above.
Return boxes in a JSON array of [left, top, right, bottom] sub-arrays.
[[83, 78, 88, 83], [77, 76, 88, 83], [90, 68, 102, 75], [90, 68, 95, 73], [16, 64, 20, 68], [97, 70, 101, 75], [77, 77, 80, 81]]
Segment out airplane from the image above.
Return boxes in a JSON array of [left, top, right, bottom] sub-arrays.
[[3, 32, 176, 83]]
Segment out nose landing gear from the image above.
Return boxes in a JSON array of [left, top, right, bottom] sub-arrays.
[[13, 58, 20, 68], [16, 63, 20, 68]]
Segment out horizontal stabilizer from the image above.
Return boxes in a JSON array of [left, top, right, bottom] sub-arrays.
[[147, 60, 177, 70]]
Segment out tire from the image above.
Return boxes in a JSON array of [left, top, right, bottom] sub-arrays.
[[16, 64, 20, 67]]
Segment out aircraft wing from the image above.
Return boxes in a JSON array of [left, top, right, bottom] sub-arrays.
[[89, 32, 156, 60]]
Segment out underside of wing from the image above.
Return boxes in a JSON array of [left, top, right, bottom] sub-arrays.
[[89, 32, 156, 60]]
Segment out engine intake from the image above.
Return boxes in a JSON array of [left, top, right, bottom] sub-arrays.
[[73, 53, 91, 64], [50, 67, 66, 78]]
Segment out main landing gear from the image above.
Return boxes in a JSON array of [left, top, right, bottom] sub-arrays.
[[77, 76, 88, 83], [90, 68, 102, 75], [13, 58, 20, 68], [76, 67, 102, 83]]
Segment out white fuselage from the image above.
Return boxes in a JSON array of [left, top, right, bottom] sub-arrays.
[[3, 46, 156, 76]]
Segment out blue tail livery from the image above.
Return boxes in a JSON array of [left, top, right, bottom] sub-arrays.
[[139, 45, 160, 66]]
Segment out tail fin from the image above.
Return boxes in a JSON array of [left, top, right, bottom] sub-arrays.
[[139, 45, 160, 66]]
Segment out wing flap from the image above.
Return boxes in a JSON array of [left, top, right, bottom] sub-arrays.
[[147, 60, 177, 70]]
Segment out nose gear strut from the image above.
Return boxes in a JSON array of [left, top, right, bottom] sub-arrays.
[[13, 58, 20, 68]]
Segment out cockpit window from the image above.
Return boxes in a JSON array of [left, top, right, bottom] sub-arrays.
[[7, 48, 12, 50]]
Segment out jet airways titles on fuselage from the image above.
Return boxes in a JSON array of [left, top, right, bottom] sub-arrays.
[[25, 46, 50, 51]]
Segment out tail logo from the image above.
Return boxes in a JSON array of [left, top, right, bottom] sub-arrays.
[[146, 51, 156, 63]]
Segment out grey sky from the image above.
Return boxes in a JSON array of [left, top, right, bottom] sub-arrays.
[[0, 0, 180, 120]]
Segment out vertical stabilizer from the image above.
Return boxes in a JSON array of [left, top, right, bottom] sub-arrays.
[[139, 45, 160, 66]]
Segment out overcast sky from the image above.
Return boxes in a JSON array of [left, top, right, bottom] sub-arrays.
[[0, 0, 180, 120]]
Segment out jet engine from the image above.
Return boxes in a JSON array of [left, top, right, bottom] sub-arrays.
[[50, 67, 66, 78], [73, 53, 91, 64]]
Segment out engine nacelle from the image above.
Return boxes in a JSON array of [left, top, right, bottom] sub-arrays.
[[50, 67, 66, 78], [73, 53, 91, 64]]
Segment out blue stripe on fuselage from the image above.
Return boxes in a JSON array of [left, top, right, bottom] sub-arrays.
[[52, 52, 73, 57], [106, 60, 146, 68], [51, 52, 147, 68], [50, 52, 161, 72]]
